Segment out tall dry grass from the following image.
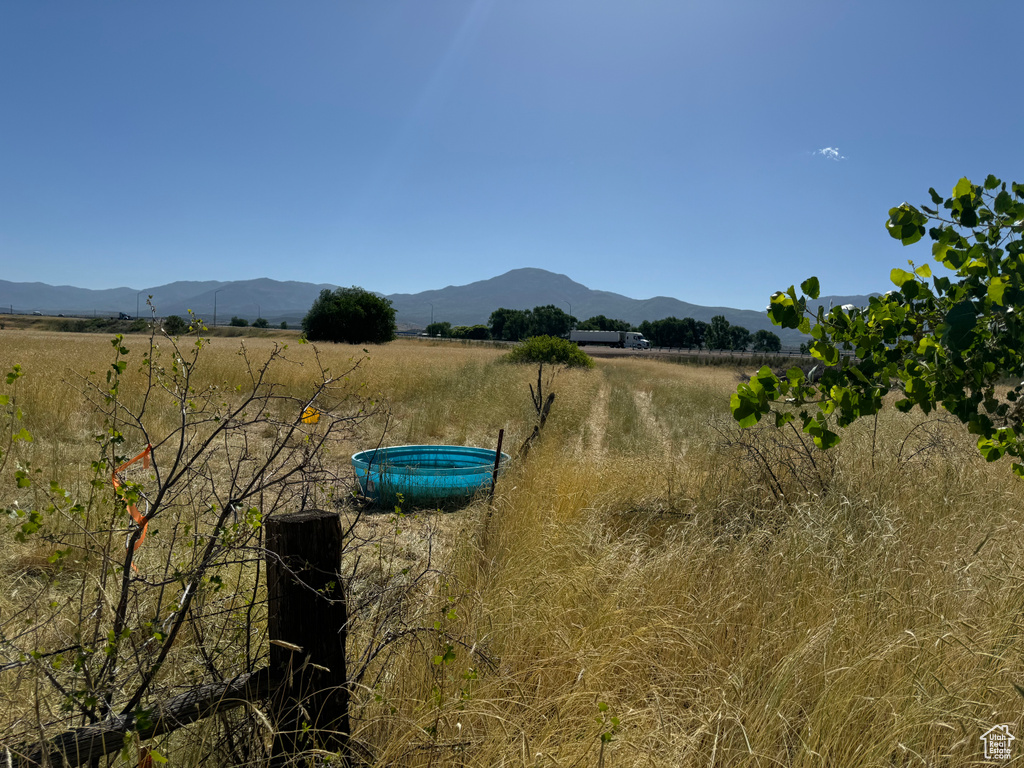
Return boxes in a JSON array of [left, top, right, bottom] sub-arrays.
[[2, 330, 1023, 766]]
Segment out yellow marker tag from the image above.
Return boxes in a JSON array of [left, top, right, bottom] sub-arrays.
[[301, 406, 320, 424]]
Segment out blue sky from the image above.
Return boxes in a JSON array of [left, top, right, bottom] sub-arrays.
[[2, 1, 1021, 310]]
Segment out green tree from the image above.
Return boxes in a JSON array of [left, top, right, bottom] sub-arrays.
[[751, 329, 782, 353], [646, 317, 679, 347], [163, 315, 187, 335], [690, 319, 708, 350], [639, 317, 703, 348], [302, 286, 396, 344], [528, 305, 575, 338], [577, 315, 631, 332], [638, 320, 656, 344], [229, 316, 249, 327], [729, 325, 752, 351], [252, 317, 269, 328], [489, 308, 532, 341], [505, 336, 594, 368], [705, 315, 732, 350], [450, 325, 491, 340], [731, 174, 1024, 470], [667, 318, 686, 347], [280, 321, 288, 330], [425, 321, 452, 337]]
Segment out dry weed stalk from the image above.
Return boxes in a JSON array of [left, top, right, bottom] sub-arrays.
[[518, 363, 556, 459], [0, 324, 442, 765], [715, 418, 837, 504]]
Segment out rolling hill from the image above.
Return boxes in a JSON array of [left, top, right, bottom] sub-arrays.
[[0, 269, 876, 343]]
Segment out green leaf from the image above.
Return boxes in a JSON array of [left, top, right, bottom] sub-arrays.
[[774, 412, 795, 427], [814, 428, 841, 450], [766, 292, 802, 328], [806, 416, 841, 450], [988, 276, 1009, 306], [16, 510, 42, 540], [942, 300, 977, 353], [849, 366, 871, 385], [730, 391, 762, 428], [929, 187, 943, 205], [960, 205, 978, 228], [800, 276, 821, 300], [995, 190, 1013, 214], [886, 205, 927, 245], [914, 264, 932, 278], [978, 437, 1006, 462], [985, 174, 1001, 190], [953, 177, 973, 199], [890, 268, 916, 287], [936, 245, 967, 270], [809, 341, 839, 366]]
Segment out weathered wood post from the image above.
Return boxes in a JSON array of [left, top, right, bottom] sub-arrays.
[[489, 428, 504, 501], [265, 509, 350, 763]]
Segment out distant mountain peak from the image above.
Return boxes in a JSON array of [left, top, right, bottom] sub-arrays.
[[0, 270, 876, 344]]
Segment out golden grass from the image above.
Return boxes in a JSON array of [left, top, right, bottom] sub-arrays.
[[2, 331, 1024, 766]]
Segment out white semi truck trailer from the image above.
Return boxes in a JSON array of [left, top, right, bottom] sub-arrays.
[[568, 330, 650, 349]]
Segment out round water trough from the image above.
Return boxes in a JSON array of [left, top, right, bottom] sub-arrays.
[[351, 444, 511, 508]]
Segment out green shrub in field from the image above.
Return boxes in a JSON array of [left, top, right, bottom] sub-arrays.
[[302, 286, 396, 344], [451, 324, 491, 340], [504, 335, 594, 368], [163, 315, 188, 335]]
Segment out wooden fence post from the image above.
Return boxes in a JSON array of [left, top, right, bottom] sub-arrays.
[[266, 509, 350, 763], [11, 510, 352, 767]]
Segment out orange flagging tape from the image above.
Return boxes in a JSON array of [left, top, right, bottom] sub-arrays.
[[112, 445, 153, 564]]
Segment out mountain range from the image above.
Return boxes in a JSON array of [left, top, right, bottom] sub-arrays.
[[0, 269, 875, 343]]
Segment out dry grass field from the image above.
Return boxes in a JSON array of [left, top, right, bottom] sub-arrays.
[[2, 329, 1024, 766]]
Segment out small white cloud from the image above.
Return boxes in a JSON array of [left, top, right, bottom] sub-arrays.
[[815, 147, 846, 161]]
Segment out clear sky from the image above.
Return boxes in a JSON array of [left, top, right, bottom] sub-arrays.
[[2, 1, 1021, 310]]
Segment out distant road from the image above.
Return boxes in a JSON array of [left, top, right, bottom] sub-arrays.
[[409, 336, 812, 361], [581, 346, 810, 360]]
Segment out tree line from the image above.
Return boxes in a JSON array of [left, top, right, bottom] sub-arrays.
[[638, 315, 781, 352], [297, 288, 784, 352], [427, 306, 782, 352]]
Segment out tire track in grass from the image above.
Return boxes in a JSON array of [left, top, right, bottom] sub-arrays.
[[581, 378, 611, 458], [633, 388, 671, 454]]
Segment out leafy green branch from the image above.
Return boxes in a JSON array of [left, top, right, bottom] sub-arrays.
[[732, 175, 1024, 471]]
